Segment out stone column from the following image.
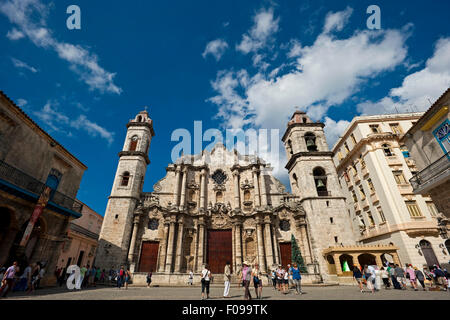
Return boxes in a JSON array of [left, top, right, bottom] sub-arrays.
[[233, 170, 241, 209], [174, 217, 185, 272], [197, 219, 205, 272], [200, 169, 207, 209], [375, 253, 383, 267], [256, 222, 266, 272], [259, 166, 268, 207], [158, 221, 170, 272], [235, 223, 242, 267], [350, 254, 361, 270], [165, 219, 176, 273], [392, 252, 401, 266], [264, 222, 274, 269], [127, 212, 142, 266], [333, 254, 342, 275], [193, 220, 199, 272], [232, 224, 236, 273], [252, 167, 261, 207], [179, 167, 188, 210], [272, 226, 280, 265], [173, 166, 181, 207]]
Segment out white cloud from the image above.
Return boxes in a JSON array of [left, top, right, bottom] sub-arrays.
[[0, 0, 121, 94], [236, 8, 279, 54], [71, 115, 114, 145], [358, 37, 450, 115], [11, 57, 38, 73], [33, 100, 114, 144], [6, 27, 24, 40], [324, 117, 351, 149], [202, 39, 228, 61], [323, 6, 353, 34], [16, 98, 27, 107]]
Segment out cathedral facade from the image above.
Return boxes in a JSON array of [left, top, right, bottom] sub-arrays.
[[96, 110, 373, 284]]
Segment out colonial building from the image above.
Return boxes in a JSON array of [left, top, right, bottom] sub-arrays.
[[97, 110, 399, 285], [332, 112, 449, 269], [400, 88, 450, 246], [56, 203, 103, 270], [0, 91, 87, 286]]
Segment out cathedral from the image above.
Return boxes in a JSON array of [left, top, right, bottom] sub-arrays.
[[96, 110, 399, 285]]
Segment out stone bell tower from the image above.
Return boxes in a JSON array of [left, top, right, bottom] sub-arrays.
[[282, 110, 355, 282], [96, 109, 155, 269]]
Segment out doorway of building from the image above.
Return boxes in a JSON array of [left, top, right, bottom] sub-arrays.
[[279, 242, 292, 267], [138, 241, 159, 272], [446, 239, 450, 257], [419, 240, 439, 268], [207, 229, 232, 274], [358, 253, 376, 267]]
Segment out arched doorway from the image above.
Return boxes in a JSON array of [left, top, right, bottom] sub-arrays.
[[0, 207, 12, 242], [419, 240, 439, 268], [0, 207, 15, 265], [339, 254, 353, 272], [358, 253, 376, 267], [445, 239, 450, 256]]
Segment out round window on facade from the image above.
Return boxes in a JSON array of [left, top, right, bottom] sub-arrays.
[[148, 218, 159, 230], [279, 219, 290, 231]]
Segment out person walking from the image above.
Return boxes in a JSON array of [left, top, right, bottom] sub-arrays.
[[405, 264, 418, 290], [291, 263, 302, 295], [363, 265, 375, 293], [380, 267, 390, 289], [352, 265, 363, 292], [276, 265, 283, 292], [374, 266, 382, 291], [124, 269, 131, 290], [27, 263, 41, 294], [17, 263, 32, 292], [271, 270, 276, 290], [394, 264, 407, 290], [241, 261, 252, 300], [108, 267, 115, 285], [79, 265, 87, 288], [117, 266, 125, 289], [282, 266, 289, 294], [223, 262, 231, 298], [252, 263, 262, 299], [147, 270, 152, 287], [36, 263, 45, 289], [188, 270, 193, 286], [414, 267, 426, 291], [201, 264, 211, 300], [287, 264, 293, 289], [0, 261, 19, 298]]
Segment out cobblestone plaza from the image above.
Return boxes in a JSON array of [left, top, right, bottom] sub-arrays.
[[4, 285, 450, 300]]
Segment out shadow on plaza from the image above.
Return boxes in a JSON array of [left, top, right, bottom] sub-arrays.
[[3, 284, 114, 299]]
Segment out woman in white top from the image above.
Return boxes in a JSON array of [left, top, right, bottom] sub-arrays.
[[374, 267, 382, 291], [282, 267, 289, 294], [201, 264, 211, 300]]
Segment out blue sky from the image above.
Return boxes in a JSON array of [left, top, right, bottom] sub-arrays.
[[1, 0, 449, 215]]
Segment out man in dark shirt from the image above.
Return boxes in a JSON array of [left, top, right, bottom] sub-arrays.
[[394, 264, 406, 290], [352, 265, 363, 292]]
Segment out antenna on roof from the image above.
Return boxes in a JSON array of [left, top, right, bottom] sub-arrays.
[[394, 106, 399, 114], [427, 98, 433, 106]]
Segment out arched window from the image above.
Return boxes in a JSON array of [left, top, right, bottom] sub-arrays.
[[445, 239, 450, 257], [292, 173, 298, 185], [244, 190, 251, 202], [305, 132, 318, 152], [382, 144, 393, 157], [121, 172, 130, 186], [129, 135, 138, 151], [287, 140, 293, 155], [313, 167, 328, 196], [216, 191, 223, 203], [137, 115, 142, 122]]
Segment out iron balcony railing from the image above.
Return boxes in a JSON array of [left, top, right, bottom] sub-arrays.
[[410, 151, 450, 191], [0, 159, 83, 214]]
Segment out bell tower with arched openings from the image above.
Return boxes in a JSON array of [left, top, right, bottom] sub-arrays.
[[97, 109, 155, 269], [282, 110, 356, 282]]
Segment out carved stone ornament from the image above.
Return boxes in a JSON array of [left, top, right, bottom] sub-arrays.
[[210, 202, 231, 215], [187, 181, 199, 190], [240, 179, 254, 190], [213, 184, 226, 191], [153, 181, 162, 192], [212, 215, 231, 229], [245, 229, 254, 237]]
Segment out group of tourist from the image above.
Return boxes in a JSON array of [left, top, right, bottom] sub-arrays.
[[196, 261, 303, 300], [0, 261, 46, 298], [352, 262, 450, 293]]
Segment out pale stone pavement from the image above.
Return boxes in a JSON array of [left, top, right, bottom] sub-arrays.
[[3, 284, 450, 300]]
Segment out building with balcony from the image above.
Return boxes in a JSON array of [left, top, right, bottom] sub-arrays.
[[401, 88, 450, 228], [56, 203, 103, 271], [332, 112, 448, 269], [0, 91, 87, 286]]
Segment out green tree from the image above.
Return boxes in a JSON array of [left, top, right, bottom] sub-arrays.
[[291, 234, 307, 273]]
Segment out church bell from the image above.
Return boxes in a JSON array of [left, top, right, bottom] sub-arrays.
[[306, 139, 316, 147], [316, 179, 325, 188]]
